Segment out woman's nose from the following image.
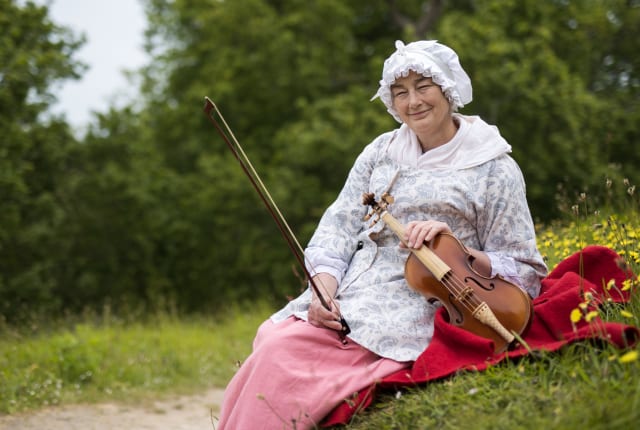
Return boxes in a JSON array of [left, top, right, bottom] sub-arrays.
[[408, 90, 422, 107]]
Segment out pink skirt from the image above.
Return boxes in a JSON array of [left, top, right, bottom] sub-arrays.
[[216, 317, 409, 429]]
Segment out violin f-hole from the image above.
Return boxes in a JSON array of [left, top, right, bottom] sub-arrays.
[[447, 293, 465, 324], [464, 276, 497, 292]]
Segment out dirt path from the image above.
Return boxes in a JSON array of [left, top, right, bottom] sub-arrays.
[[0, 388, 224, 430]]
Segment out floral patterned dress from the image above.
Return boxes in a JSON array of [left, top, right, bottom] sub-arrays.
[[271, 115, 547, 362]]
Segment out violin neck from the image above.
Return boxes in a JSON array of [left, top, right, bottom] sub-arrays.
[[380, 211, 451, 280]]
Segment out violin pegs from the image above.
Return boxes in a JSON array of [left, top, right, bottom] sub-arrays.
[[363, 192, 384, 210]]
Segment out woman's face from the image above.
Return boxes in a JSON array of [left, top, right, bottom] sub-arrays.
[[390, 71, 453, 142]]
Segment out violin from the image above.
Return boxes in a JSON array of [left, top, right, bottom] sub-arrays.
[[363, 192, 533, 353]]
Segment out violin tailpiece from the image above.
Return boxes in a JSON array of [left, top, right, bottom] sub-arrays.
[[472, 302, 515, 343]]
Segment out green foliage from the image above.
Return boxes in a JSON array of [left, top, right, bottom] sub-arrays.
[[270, 86, 394, 239], [0, 0, 84, 120], [436, 0, 639, 219], [0, 0, 85, 320]]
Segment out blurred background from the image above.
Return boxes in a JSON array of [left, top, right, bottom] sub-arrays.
[[1, 0, 638, 325]]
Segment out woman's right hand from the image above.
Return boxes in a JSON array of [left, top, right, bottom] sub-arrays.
[[308, 295, 343, 332], [307, 273, 343, 331]]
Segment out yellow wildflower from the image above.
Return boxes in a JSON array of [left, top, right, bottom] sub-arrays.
[[585, 311, 599, 322], [570, 308, 582, 323], [606, 279, 616, 291], [618, 350, 639, 364], [620, 310, 634, 319]]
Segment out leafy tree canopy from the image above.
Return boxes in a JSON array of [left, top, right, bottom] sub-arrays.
[[0, 0, 85, 320]]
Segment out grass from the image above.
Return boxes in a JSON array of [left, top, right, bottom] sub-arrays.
[[1, 178, 639, 429], [343, 342, 640, 429], [0, 302, 272, 414]]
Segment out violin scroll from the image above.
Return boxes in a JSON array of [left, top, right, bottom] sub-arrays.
[[362, 192, 394, 226]]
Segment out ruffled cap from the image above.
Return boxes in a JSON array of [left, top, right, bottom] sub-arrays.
[[372, 40, 473, 123]]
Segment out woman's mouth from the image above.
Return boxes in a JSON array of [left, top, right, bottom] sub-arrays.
[[409, 109, 430, 118]]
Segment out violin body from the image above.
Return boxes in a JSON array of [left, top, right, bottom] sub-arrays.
[[363, 191, 533, 353], [404, 233, 533, 353]]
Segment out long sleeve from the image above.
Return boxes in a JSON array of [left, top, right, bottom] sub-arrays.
[[305, 132, 394, 284], [475, 155, 547, 298]]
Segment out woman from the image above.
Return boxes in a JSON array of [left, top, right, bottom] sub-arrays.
[[217, 40, 548, 429]]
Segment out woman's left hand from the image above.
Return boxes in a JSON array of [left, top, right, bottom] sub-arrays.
[[401, 220, 452, 249]]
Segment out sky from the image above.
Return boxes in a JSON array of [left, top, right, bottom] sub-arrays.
[[42, 0, 148, 131]]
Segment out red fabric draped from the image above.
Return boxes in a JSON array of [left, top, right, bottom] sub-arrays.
[[323, 245, 639, 426]]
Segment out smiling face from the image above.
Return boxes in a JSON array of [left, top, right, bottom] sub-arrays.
[[390, 71, 457, 151]]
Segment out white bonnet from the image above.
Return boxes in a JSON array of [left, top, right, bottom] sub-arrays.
[[372, 40, 473, 123]]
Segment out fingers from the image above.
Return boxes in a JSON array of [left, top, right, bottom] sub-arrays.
[[403, 220, 452, 249], [308, 299, 343, 331]]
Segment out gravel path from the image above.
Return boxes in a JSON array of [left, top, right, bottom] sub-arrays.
[[0, 388, 224, 430]]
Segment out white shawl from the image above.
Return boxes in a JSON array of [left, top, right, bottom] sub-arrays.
[[385, 114, 512, 170]]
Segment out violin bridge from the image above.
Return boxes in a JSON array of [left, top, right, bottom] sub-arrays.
[[453, 286, 474, 303]]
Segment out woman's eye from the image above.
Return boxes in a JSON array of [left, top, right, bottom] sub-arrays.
[[393, 91, 408, 97], [418, 85, 432, 91]]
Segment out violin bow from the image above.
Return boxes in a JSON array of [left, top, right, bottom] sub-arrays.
[[202, 97, 351, 343]]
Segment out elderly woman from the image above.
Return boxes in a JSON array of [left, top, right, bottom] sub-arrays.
[[216, 40, 547, 429]]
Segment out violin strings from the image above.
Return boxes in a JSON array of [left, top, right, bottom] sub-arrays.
[[439, 272, 484, 313], [371, 194, 486, 317]]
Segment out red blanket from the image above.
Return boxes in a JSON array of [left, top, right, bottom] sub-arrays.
[[323, 245, 639, 426]]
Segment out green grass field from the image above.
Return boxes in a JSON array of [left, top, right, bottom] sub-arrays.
[[1, 196, 639, 429], [0, 302, 272, 414]]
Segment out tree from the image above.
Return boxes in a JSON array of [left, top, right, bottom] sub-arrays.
[[0, 0, 85, 321], [435, 0, 639, 218]]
